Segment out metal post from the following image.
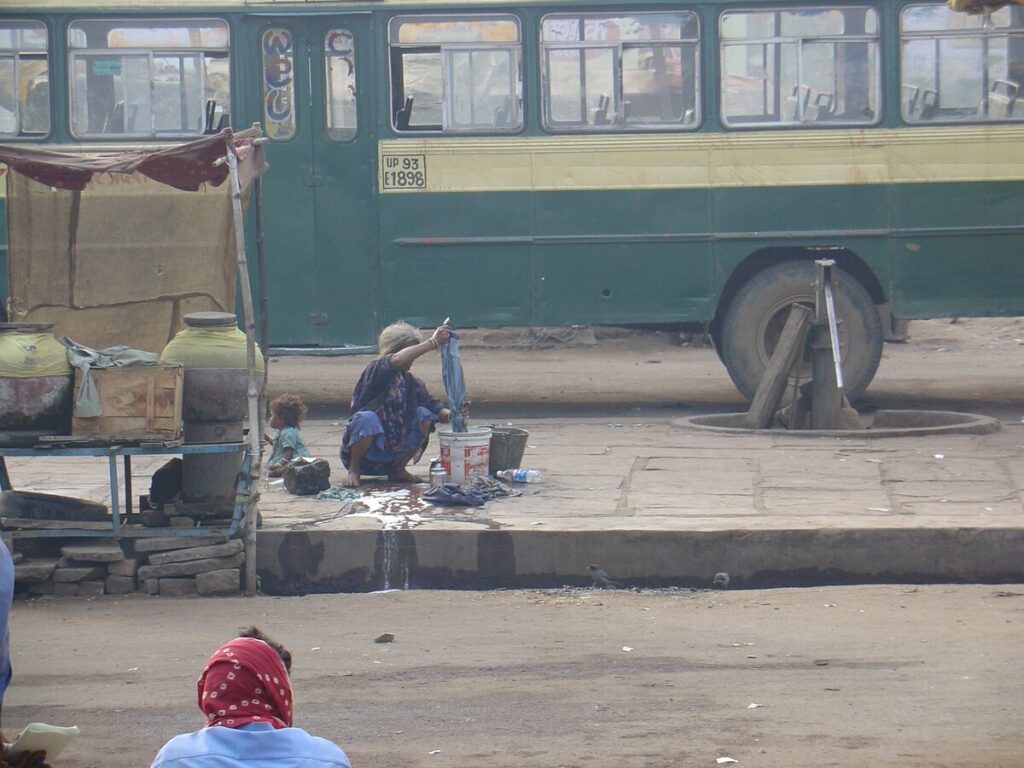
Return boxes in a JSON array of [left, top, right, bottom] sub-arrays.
[[811, 259, 841, 429]]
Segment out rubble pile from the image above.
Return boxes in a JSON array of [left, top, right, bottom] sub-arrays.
[[10, 535, 244, 597]]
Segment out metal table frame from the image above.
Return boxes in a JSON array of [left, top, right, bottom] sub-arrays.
[[0, 442, 252, 538]]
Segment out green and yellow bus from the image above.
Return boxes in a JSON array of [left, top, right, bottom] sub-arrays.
[[0, 0, 1022, 400]]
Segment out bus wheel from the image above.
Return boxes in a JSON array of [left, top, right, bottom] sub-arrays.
[[720, 261, 883, 402]]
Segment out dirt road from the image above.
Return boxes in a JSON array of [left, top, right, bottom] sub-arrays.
[[8, 585, 1024, 768], [267, 318, 1024, 414]]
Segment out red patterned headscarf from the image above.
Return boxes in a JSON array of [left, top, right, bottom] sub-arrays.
[[197, 638, 293, 729]]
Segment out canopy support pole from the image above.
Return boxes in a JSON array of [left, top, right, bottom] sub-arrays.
[[226, 148, 263, 596]]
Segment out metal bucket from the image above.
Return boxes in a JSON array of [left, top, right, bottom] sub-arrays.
[[487, 427, 529, 475]]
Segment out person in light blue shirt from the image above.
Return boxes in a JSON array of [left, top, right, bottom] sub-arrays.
[[0, 536, 13, 727], [150, 629, 350, 768], [266, 394, 312, 478]]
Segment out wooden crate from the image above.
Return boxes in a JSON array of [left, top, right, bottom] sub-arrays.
[[72, 364, 183, 440]]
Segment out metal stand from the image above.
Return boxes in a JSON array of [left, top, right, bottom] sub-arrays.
[[0, 442, 253, 539], [746, 259, 862, 430]]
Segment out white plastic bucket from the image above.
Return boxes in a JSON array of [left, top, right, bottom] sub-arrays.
[[438, 427, 491, 484]]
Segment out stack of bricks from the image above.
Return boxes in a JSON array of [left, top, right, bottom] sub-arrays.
[[135, 536, 244, 596], [11, 536, 244, 597]]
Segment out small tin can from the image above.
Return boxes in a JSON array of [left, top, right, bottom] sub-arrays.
[[429, 459, 447, 486]]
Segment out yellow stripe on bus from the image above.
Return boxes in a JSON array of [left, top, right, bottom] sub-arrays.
[[378, 124, 1024, 193]]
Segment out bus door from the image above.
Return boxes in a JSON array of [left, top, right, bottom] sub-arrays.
[[245, 15, 377, 347]]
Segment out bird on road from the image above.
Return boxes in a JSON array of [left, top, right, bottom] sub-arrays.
[[588, 564, 621, 589], [712, 572, 730, 590]]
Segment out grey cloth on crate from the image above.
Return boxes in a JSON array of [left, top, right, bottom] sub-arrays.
[[60, 338, 160, 417]]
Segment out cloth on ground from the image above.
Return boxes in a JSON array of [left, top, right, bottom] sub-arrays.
[[470, 475, 521, 498], [440, 328, 467, 433], [316, 487, 361, 502], [60, 337, 160, 417], [423, 483, 489, 507]]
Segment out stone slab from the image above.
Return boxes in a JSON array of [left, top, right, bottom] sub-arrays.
[[159, 578, 197, 597], [60, 543, 125, 563], [105, 574, 136, 595], [14, 560, 58, 585], [53, 582, 79, 597], [53, 566, 107, 583], [144, 578, 160, 595], [169, 517, 195, 528], [195, 568, 240, 596], [138, 552, 244, 581], [28, 581, 55, 595], [147, 539, 243, 566], [78, 580, 105, 597], [133, 535, 228, 554], [108, 558, 140, 577]]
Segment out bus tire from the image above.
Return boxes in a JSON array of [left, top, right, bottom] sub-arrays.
[[720, 261, 883, 402]]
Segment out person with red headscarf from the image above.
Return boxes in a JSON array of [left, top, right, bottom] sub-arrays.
[[150, 632, 350, 768]]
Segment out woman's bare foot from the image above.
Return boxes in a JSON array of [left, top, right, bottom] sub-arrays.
[[388, 468, 422, 484], [342, 470, 361, 488]]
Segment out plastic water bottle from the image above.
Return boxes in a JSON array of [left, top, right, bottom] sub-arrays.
[[496, 469, 541, 483]]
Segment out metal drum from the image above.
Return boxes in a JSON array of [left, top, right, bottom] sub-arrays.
[[0, 323, 72, 442], [160, 312, 264, 507]]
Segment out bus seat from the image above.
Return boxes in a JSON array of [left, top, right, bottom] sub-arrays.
[[902, 84, 920, 120], [104, 101, 125, 134], [988, 79, 1019, 119], [806, 92, 834, 121], [784, 85, 810, 122], [492, 96, 512, 128], [395, 96, 413, 130], [919, 89, 937, 120], [591, 94, 610, 126]]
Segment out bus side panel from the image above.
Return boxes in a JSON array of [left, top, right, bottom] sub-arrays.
[[533, 188, 713, 325], [888, 180, 1024, 318], [377, 190, 535, 328], [710, 183, 893, 287]]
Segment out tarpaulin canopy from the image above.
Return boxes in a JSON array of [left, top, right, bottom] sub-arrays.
[[0, 127, 264, 192], [0, 128, 267, 352], [948, 0, 1024, 12]]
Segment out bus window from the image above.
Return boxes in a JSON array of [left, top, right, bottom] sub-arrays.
[[901, 3, 1024, 122], [325, 29, 357, 142], [68, 18, 230, 139], [262, 27, 296, 141], [388, 15, 522, 133], [541, 12, 700, 131], [0, 20, 49, 138], [720, 6, 879, 127]]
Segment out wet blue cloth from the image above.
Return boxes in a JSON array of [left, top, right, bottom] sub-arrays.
[[340, 406, 438, 476], [423, 483, 490, 507], [440, 330, 467, 433]]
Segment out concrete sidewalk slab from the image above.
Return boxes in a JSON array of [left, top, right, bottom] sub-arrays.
[[3, 320, 1021, 592]]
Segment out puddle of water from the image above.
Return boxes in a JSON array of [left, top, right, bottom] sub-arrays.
[[346, 485, 433, 530]]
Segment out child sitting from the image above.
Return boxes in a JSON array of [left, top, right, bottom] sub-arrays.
[[266, 394, 311, 477]]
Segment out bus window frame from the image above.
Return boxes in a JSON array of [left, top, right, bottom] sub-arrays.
[[260, 24, 299, 144], [66, 16, 231, 141], [386, 12, 525, 136], [324, 26, 359, 144], [899, 2, 1024, 124], [0, 18, 51, 140], [539, 10, 702, 133], [717, 4, 882, 130]]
